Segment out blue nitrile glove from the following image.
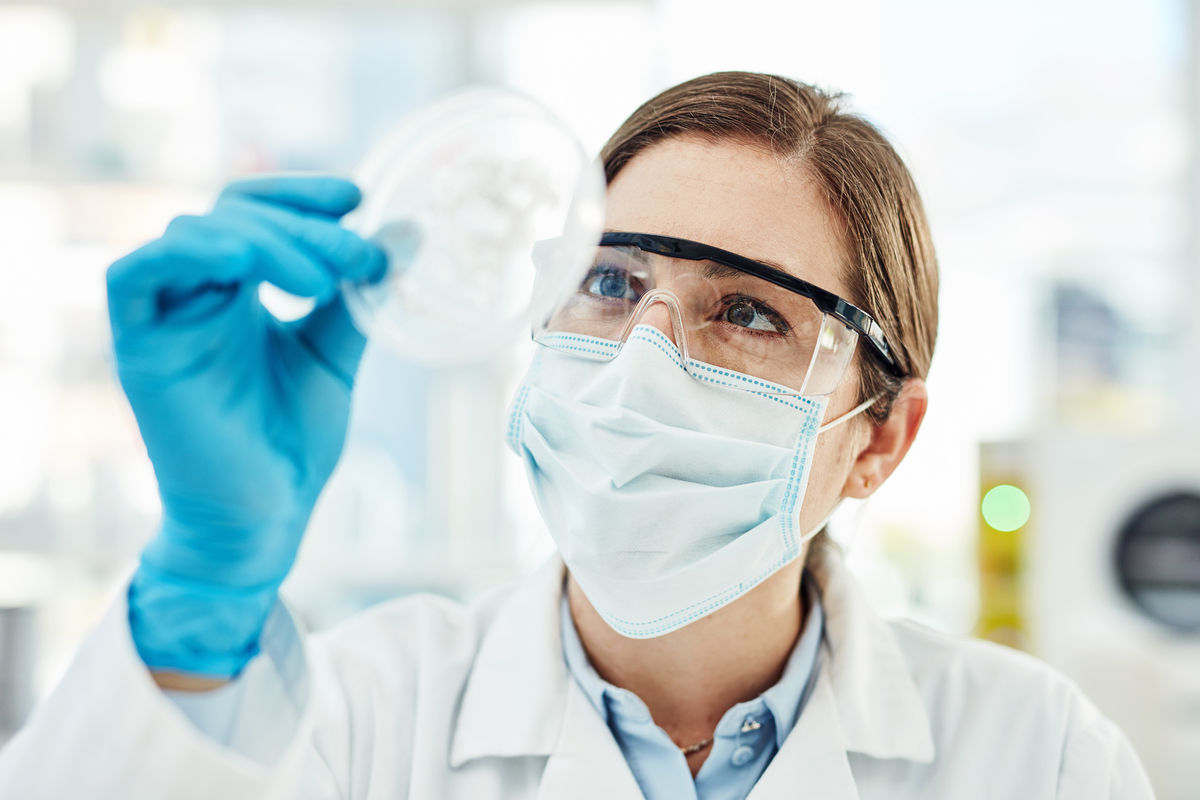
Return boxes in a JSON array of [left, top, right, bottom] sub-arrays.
[[108, 175, 389, 678]]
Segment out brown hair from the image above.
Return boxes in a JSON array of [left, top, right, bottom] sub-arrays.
[[600, 71, 938, 423]]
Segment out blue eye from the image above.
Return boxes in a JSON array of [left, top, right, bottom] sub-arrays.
[[584, 268, 640, 301]]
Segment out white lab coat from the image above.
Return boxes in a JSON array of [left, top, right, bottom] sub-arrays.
[[0, 546, 1153, 799]]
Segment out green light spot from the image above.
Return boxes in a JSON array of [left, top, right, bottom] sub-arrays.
[[982, 484, 1031, 532]]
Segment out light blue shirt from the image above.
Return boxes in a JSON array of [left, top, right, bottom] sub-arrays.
[[560, 576, 824, 800]]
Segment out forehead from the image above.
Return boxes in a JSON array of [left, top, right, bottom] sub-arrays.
[[604, 137, 849, 295]]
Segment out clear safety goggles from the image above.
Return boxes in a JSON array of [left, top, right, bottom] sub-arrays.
[[532, 232, 903, 397]]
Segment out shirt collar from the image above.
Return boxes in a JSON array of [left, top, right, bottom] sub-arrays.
[[450, 548, 935, 767], [559, 574, 825, 750]]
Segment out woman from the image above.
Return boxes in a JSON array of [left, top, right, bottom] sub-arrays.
[[0, 72, 1151, 799]]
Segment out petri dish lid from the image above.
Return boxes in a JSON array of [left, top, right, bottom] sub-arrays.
[[342, 86, 606, 364]]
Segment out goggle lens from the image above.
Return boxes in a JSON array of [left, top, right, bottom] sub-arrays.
[[535, 244, 859, 396]]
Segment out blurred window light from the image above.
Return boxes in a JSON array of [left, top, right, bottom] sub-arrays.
[[494, 1, 658, 153], [98, 6, 219, 113], [0, 6, 73, 151], [99, 46, 206, 112], [0, 6, 73, 91], [0, 374, 54, 515], [654, 0, 883, 93]]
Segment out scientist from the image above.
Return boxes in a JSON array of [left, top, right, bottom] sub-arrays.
[[0, 72, 1153, 799]]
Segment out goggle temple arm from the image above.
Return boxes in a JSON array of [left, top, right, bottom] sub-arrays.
[[799, 314, 861, 397]]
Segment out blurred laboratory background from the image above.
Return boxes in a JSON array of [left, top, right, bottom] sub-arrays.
[[1, 0, 1199, 795]]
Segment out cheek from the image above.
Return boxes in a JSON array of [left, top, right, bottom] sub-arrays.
[[797, 427, 856, 531], [796, 386, 863, 531]]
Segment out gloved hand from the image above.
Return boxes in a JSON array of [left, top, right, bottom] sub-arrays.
[[108, 175, 388, 679]]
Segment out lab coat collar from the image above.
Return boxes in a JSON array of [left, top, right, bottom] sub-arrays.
[[450, 556, 568, 766], [450, 546, 935, 771], [449, 556, 648, 796], [808, 544, 936, 763]]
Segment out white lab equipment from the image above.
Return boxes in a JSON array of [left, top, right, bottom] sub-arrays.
[[0, 552, 55, 747], [0, 545, 1152, 798], [0, 607, 34, 747], [1019, 432, 1200, 800]]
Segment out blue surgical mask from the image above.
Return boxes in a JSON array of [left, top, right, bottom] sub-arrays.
[[506, 324, 871, 638]]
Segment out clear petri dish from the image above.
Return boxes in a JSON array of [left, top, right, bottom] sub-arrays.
[[342, 86, 606, 364]]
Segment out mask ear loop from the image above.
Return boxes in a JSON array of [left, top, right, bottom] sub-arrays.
[[782, 391, 884, 553], [817, 392, 884, 434], [796, 503, 841, 546], [798, 496, 871, 552], [800, 391, 888, 550]]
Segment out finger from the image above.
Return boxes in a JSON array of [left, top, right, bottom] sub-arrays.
[[107, 224, 243, 331], [285, 220, 424, 384], [367, 219, 422, 285], [215, 196, 386, 285], [291, 291, 366, 388], [158, 214, 332, 301], [107, 214, 333, 329], [218, 174, 363, 218], [204, 211, 339, 300]]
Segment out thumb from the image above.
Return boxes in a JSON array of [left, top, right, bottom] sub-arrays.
[[294, 218, 421, 383], [292, 293, 367, 389]]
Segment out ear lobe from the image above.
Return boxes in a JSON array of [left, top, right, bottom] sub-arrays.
[[841, 379, 928, 499]]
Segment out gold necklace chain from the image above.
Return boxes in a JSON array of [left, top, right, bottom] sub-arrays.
[[679, 717, 762, 756]]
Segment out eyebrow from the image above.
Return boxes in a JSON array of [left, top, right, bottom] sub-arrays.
[[697, 261, 745, 280], [753, 256, 796, 273]]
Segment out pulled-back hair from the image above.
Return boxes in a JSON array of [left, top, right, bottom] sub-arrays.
[[600, 71, 938, 423]]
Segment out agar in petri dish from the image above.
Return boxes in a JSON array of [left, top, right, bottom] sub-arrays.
[[342, 86, 606, 364]]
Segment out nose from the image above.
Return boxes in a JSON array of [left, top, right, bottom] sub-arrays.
[[636, 300, 679, 344], [623, 290, 691, 359]]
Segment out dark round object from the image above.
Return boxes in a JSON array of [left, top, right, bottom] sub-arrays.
[[599, 273, 628, 299], [727, 301, 757, 328], [1113, 491, 1200, 633]]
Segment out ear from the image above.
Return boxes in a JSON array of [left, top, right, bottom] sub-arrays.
[[841, 378, 928, 498]]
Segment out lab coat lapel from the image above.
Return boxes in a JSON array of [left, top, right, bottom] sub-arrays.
[[450, 556, 569, 765], [449, 546, 934, 794], [748, 547, 934, 798], [748, 666, 859, 800], [809, 545, 936, 763], [536, 678, 646, 800], [450, 555, 643, 797]]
